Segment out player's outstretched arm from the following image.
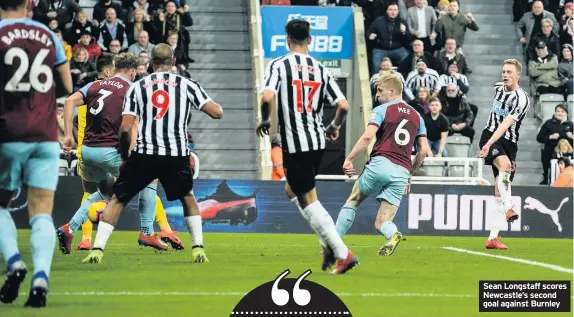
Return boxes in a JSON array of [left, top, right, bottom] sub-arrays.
[[477, 116, 516, 157], [62, 91, 85, 153], [200, 101, 224, 119], [343, 124, 378, 176], [256, 90, 275, 137]]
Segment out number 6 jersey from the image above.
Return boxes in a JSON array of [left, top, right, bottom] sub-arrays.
[[79, 75, 132, 148], [0, 18, 67, 143], [368, 100, 427, 171], [263, 52, 345, 154]]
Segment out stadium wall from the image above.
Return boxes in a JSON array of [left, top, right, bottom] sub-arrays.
[[9, 178, 573, 239]]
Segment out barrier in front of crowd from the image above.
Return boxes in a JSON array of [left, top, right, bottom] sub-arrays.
[[550, 158, 560, 184], [10, 178, 572, 239]]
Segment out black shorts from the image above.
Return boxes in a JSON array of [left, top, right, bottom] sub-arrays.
[[479, 130, 518, 181], [283, 150, 324, 195], [113, 153, 194, 203]]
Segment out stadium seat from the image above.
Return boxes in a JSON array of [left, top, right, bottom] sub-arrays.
[[422, 161, 446, 177], [447, 162, 474, 178], [538, 94, 564, 121], [59, 159, 69, 176], [567, 95, 573, 118], [445, 135, 471, 157]]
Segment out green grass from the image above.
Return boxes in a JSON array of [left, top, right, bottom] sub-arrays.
[[1, 231, 572, 317]]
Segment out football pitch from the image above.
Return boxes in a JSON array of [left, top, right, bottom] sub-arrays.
[[2, 231, 573, 317]]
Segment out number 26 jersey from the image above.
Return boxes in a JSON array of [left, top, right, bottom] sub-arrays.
[[79, 75, 132, 148]]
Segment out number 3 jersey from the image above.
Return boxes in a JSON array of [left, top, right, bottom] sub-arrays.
[[263, 52, 345, 154], [368, 101, 427, 171], [0, 18, 67, 143], [78, 75, 132, 148]]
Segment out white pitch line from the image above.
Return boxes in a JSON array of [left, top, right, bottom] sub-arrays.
[[443, 247, 574, 274]]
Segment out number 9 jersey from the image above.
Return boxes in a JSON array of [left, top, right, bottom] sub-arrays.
[[78, 75, 132, 148], [368, 100, 427, 171], [0, 18, 67, 143]]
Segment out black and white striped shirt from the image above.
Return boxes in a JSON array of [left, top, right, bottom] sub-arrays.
[[123, 72, 212, 156], [404, 69, 440, 94], [484, 82, 531, 143], [263, 52, 346, 154], [437, 74, 469, 92]]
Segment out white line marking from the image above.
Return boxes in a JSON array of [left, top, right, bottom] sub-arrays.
[[443, 247, 574, 274]]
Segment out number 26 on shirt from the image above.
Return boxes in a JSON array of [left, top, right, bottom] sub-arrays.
[[292, 79, 320, 113]]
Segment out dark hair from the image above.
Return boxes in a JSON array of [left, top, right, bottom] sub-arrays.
[[555, 103, 569, 114], [53, 28, 62, 34], [429, 97, 441, 104], [558, 157, 572, 167], [285, 19, 310, 45], [0, 0, 27, 11], [114, 52, 139, 70], [96, 53, 115, 73]]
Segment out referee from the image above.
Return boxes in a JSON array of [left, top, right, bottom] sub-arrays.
[[256, 19, 358, 274], [83, 43, 224, 264]]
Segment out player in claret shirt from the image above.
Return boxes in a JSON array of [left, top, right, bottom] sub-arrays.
[[334, 73, 429, 257]]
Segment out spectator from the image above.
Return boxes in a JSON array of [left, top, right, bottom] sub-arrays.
[[439, 83, 475, 141], [405, 59, 440, 100], [156, 1, 193, 51], [367, 3, 412, 74], [554, 138, 574, 159], [423, 97, 449, 157], [536, 103, 574, 184], [528, 18, 561, 59], [319, 0, 354, 6], [529, 41, 562, 94], [108, 39, 122, 55], [129, 30, 155, 57], [45, 0, 81, 31], [97, 8, 129, 52], [135, 61, 149, 81], [139, 51, 154, 73], [126, 8, 157, 45], [54, 29, 73, 60], [437, 60, 469, 94], [130, 0, 153, 21], [407, 0, 437, 53], [93, 0, 125, 24], [436, 38, 470, 75], [409, 86, 431, 115], [434, 0, 449, 19], [553, 157, 574, 187], [560, 15, 574, 46], [73, 30, 102, 62], [29, 0, 49, 25], [516, 1, 559, 58], [370, 57, 405, 103], [432, 0, 479, 52], [48, 19, 59, 31], [66, 10, 97, 45], [70, 47, 97, 91], [559, 2, 573, 45], [399, 39, 437, 78], [167, 32, 192, 74], [559, 44, 573, 95], [271, 134, 285, 181]]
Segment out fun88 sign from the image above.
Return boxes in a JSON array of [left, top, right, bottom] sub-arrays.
[[261, 6, 354, 60]]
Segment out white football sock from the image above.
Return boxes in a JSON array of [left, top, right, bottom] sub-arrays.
[[303, 200, 348, 260], [488, 197, 505, 240], [291, 197, 327, 248], [93, 222, 115, 250], [497, 172, 513, 211], [185, 216, 203, 246]]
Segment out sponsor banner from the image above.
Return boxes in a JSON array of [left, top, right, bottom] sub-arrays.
[[261, 6, 354, 60], [407, 185, 573, 238], [9, 179, 573, 238]]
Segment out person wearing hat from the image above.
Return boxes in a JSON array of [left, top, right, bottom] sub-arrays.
[[73, 29, 103, 63], [528, 40, 562, 94], [536, 103, 574, 184], [558, 44, 573, 95], [404, 57, 440, 100], [528, 18, 561, 60]]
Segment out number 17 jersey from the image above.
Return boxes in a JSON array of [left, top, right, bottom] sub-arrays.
[[368, 101, 427, 171], [79, 75, 132, 148]]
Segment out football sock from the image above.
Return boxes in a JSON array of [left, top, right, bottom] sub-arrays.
[[335, 204, 357, 237], [184, 216, 203, 246], [303, 200, 348, 260], [29, 214, 56, 285], [138, 184, 157, 236], [488, 197, 505, 240], [93, 222, 115, 250], [497, 171, 513, 211], [379, 221, 398, 240], [154, 196, 172, 233], [291, 197, 326, 248], [69, 191, 109, 234], [0, 208, 20, 270], [80, 192, 93, 241]]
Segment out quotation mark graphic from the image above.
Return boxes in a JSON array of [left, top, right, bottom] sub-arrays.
[[271, 269, 312, 307]]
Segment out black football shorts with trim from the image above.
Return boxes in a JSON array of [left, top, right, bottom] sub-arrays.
[[479, 130, 518, 181], [283, 150, 324, 195]]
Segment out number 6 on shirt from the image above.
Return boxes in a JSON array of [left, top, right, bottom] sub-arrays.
[[292, 79, 321, 113], [151, 89, 170, 120]]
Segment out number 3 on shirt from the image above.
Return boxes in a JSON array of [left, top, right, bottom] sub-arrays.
[[394, 119, 411, 146], [151, 90, 169, 120], [292, 79, 321, 113]]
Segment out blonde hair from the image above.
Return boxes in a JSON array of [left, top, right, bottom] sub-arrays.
[[132, 8, 145, 22], [503, 59, 523, 74], [376, 73, 403, 96], [555, 139, 573, 153], [73, 47, 88, 60]]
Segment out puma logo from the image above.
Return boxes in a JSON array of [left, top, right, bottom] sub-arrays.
[[523, 197, 569, 232]]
